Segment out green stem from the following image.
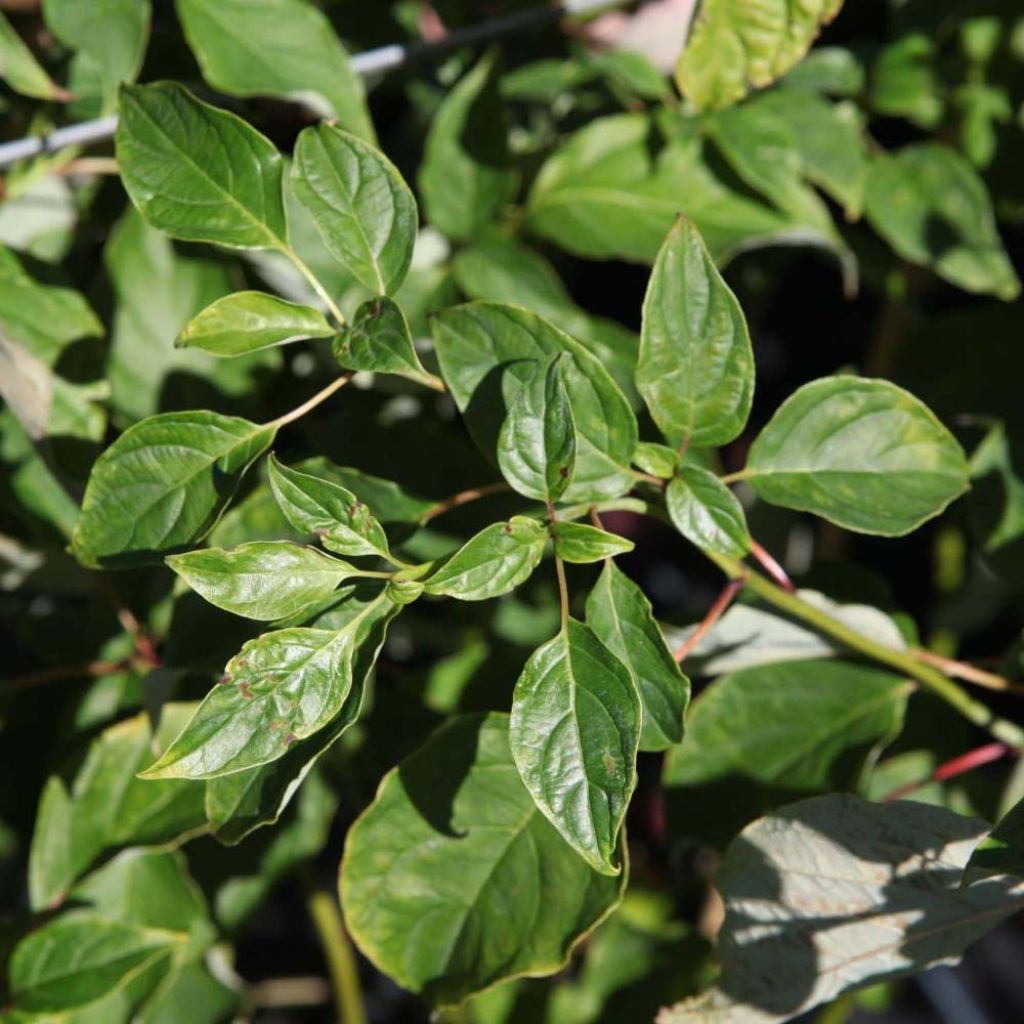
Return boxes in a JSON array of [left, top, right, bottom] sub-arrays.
[[718, 468, 754, 485], [705, 549, 1024, 748], [304, 878, 366, 1024], [280, 244, 348, 327], [265, 373, 352, 430]]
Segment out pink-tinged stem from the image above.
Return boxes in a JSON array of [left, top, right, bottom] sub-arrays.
[[674, 577, 745, 663], [749, 539, 795, 592], [883, 742, 1013, 802]]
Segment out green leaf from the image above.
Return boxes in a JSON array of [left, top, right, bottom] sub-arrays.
[[782, 46, 864, 97], [966, 797, 1024, 881], [0, 245, 102, 365], [510, 619, 640, 874], [424, 517, 549, 601], [267, 455, 391, 559], [43, 0, 149, 115], [291, 123, 416, 294], [638, 218, 754, 448], [526, 113, 802, 265], [105, 208, 278, 425], [28, 705, 206, 911], [341, 713, 625, 1005], [418, 51, 517, 241], [743, 376, 971, 536], [176, 291, 333, 357], [71, 410, 276, 568], [176, 0, 372, 140], [498, 355, 578, 502], [551, 521, 634, 564], [659, 795, 1024, 1023], [864, 143, 1019, 300], [144, 594, 392, 780], [117, 81, 287, 251], [675, 0, 845, 112], [633, 441, 679, 479], [666, 466, 750, 557], [205, 590, 398, 842], [0, 11, 67, 101], [869, 34, 943, 129], [332, 297, 431, 384], [586, 562, 689, 751], [432, 303, 638, 502], [166, 542, 354, 621], [10, 913, 181, 1014]]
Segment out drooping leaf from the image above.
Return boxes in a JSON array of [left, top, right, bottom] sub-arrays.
[[205, 590, 398, 842], [864, 143, 1019, 300], [332, 297, 431, 384], [43, 0, 149, 115], [743, 376, 971, 536], [510, 619, 641, 874], [116, 81, 287, 250], [9, 913, 181, 1014], [586, 562, 689, 751], [526, 113, 803, 265], [666, 466, 751, 557], [498, 354, 578, 502], [424, 517, 549, 601], [432, 303, 637, 502], [665, 589, 907, 677], [418, 50, 517, 241], [551, 521, 634, 564], [291, 123, 416, 294], [267, 455, 391, 559], [143, 593, 394, 780], [675, 0, 845, 112], [0, 11, 67, 101], [659, 795, 1024, 1023], [28, 705, 206, 911], [341, 713, 626, 1005], [638, 219, 754, 448], [176, 0, 372, 139], [166, 542, 354, 621], [71, 411, 276, 567], [176, 291, 333, 357]]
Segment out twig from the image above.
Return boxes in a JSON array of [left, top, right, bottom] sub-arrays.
[[674, 577, 745, 663], [303, 877, 366, 1024], [908, 648, 1024, 695], [265, 374, 352, 430], [420, 481, 510, 523], [748, 538, 795, 592], [4, 659, 129, 691], [883, 742, 1013, 802]]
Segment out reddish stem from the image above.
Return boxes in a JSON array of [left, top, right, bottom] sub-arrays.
[[749, 539, 795, 593], [883, 742, 1013, 802], [674, 577, 745, 663]]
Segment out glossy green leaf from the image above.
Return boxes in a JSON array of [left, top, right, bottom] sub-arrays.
[[633, 441, 679, 479], [676, 0, 845, 111], [664, 660, 910, 791], [424, 517, 548, 601], [176, 0, 372, 139], [638, 218, 754, 448], [864, 143, 1019, 300], [332, 297, 431, 384], [43, 0, 149, 115], [744, 376, 971, 536], [660, 795, 1024, 1023], [71, 411, 276, 567], [0, 11, 67, 101], [205, 590, 398, 842], [666, 466, 750, 557], [498, 355, 577, 502], [28, 705, 206, 911], [10, 912, 181, 1014], [586, 562, 689, 751], [342, 713, 625, 1005], [117, 81, 287, 250], [167, 542, 353, 621], [510, 619, 640, 874], [0, 245, 102, 365], [419, 51, 516, 241], [432, 303, 637, 502], [291, 123, 416, 294], [551, 521, 634, 564], [144, 593, 393, 780], [176, 291, 333, 357], [268, 455, 391, 559], [527, 113, 802, 265]]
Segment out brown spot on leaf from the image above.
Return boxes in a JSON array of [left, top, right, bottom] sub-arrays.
[[237, 681, 254, 700]]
